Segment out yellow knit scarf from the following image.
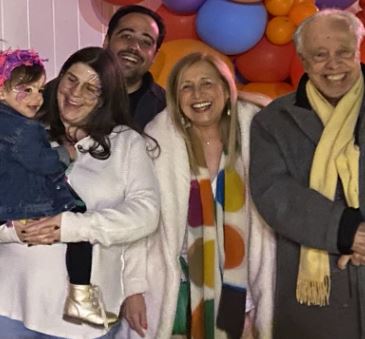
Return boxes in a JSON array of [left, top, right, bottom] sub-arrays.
[[296, 75, 364, 306]]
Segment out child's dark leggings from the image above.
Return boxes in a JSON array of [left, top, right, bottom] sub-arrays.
[[65, 191, 92, 285]]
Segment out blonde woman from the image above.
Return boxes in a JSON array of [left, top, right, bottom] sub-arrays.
[[119, 52, 275, 339]]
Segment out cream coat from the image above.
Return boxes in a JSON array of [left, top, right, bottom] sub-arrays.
[[119, 102, 276, 339], [0, 127, 160, 339]]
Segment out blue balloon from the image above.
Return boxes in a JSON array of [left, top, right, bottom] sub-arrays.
[[315, 0, 356, 9], [196, 0, 267, 55], [162, 0, 206, 14]]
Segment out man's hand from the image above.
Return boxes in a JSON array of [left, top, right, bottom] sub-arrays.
[[351, 222, 365, 256], [338, 252, 365, 269], [121, 293, 147, 337]]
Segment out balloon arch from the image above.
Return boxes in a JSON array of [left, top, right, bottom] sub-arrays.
[[103, 0, 360, 98]]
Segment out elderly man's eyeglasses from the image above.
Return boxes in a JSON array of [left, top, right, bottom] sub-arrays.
[[60, 73, 102, 101], [307, 49, 356, 63]]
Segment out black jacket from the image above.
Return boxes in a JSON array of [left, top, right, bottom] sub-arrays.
[[129, 72, 166, 129]]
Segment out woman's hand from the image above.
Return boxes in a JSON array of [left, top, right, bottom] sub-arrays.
[[238, 90, 272, 108], [12, 220, 30, 242], [121, 293, 147, 337], [19, 215, 61, 245], [242, 309, 255, 339], [63, 139, 77, 161]]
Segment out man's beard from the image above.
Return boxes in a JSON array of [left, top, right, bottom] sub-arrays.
[[124, 68, 144, 90]]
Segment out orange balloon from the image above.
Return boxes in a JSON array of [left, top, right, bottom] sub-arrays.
[[265, 0, 294, 16], [266, 16, 296, 45], [150, 39, 234, 88], [239, 81, 294, 99], [288, 2, 318, 26], [293, 0, 315, 3]]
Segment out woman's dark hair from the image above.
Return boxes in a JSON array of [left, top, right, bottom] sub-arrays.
[[42, 46, 136, 160]]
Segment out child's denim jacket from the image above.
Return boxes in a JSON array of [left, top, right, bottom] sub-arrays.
[[0, 102, 76, 220]]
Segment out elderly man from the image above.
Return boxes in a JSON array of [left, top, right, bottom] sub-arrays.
[[103, 5, 166, 129], [250, 9, 365, 339]]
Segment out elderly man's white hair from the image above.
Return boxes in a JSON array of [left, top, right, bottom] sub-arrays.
[[294, 9, 365, 55]]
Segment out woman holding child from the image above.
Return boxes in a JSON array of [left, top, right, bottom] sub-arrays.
[[0, 46, 159, 339]]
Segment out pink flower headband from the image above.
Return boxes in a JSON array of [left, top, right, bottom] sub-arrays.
[[0, 49, 46, 87]]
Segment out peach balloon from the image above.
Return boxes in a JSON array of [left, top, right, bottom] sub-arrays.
[[266, 16, 296, 45], [150, 39, 234, 88], [288, 2, 318, 26], [265, 0, 294, 16], [239, 81, 294, 99]]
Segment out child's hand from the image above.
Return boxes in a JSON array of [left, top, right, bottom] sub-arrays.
[[21, 215, 61, 245]]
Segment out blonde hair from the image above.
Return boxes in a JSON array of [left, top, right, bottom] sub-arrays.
[[166, 52, 240, 174]]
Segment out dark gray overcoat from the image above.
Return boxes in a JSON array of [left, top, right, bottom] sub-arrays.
[[250, 75, 365, 339]]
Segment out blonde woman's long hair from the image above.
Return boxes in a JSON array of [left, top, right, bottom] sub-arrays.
[[166, 52, 240, 174]]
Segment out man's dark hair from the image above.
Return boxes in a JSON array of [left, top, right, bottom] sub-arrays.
[[106, 5, 166, 50]]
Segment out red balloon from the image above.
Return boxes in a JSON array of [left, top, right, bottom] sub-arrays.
[[103, 0, 142, 5], [235, 36, 295, 82], [156, 5, 199, 41], [356, 10, 365, 26], [290, 52, 304, 88], [361, 40, 365, 64]]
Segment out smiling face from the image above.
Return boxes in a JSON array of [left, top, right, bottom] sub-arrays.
[[0, 74, 45, 118], [300, 16, 361, 105], [178, 61, 229, 130], [104, 12, 159, 92], [57, 62, 101, 128]]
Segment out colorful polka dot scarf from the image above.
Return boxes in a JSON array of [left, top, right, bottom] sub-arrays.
[[187, 157, 248, 338]]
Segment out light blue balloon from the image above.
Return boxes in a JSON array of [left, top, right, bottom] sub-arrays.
[[196, 0, 267, 55]]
